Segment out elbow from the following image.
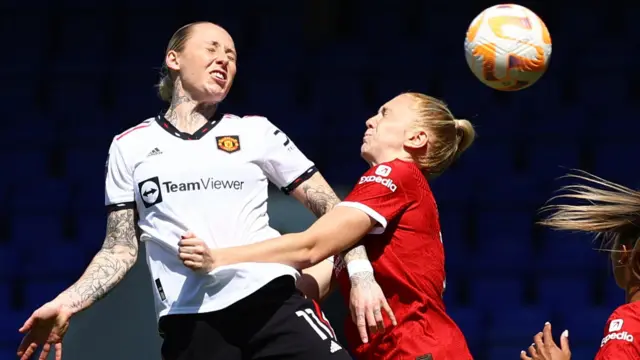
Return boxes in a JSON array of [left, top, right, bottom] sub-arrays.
[[292, 233, 327, 269]]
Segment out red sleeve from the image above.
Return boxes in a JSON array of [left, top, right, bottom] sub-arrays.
[[595, 306, 640, 359], [337, 161, 416, 233]]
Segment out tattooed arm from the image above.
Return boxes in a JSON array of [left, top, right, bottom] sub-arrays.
[[290, 172, 375, 287], [53, 208, 138, 314]]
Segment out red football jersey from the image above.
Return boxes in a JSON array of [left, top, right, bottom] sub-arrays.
[[595, 302, 640, 359], [334, 159, 472, 360]]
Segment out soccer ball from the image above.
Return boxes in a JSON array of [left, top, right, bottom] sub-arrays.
[[465, 4, 552, 91]]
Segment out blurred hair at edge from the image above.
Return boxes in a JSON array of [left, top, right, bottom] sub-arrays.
[[540, 172, 640, 302]]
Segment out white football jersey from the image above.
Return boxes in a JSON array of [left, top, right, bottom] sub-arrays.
[[104, 113, 316, 320]]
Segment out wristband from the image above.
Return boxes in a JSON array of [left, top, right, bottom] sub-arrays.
[[347, 259, 374, 278]]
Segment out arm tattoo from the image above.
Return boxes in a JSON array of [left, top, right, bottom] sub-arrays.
[[342, 245, 369, 263], [61, 209, 138, 313], [349, 270, 376, 288], [300, 182, 341, 218], [297, 175, 374, 268]]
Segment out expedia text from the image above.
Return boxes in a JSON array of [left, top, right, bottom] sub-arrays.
[[359, 175, 397, 192]]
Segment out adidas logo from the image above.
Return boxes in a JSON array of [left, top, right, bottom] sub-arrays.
[[147, 147, 162, 157], [329, 340, 342, 353]]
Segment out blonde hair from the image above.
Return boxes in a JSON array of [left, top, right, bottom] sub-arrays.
[[157, 22, 208, 102], [540, 171, 640, 255], [405, 93, 476, 176]]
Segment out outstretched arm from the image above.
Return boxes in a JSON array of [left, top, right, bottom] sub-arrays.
[[53, 208, 138, 314], [290, 173, 375, 273], [217, 205, 375, 269]]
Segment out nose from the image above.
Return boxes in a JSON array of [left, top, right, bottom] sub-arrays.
[[365, 116, 376, 129]]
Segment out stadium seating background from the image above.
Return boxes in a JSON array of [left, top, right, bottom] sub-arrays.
[[2, 0, 639, 359]]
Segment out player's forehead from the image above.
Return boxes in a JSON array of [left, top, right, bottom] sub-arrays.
[[381, 94, 416, 119], [187, 23, 236, 52]]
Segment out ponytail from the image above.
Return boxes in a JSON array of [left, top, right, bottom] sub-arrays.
[[540, 170, 640, 245]]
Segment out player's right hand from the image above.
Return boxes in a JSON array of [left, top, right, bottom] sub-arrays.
[[520, 322, 570, 360], [349, 272, 397, 344], [17, 301, 72, 360]]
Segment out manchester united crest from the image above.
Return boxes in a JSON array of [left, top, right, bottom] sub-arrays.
[[216, 136, 240, 153]]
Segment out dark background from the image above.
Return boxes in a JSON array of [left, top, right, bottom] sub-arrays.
[[2, 0, 639, 359]]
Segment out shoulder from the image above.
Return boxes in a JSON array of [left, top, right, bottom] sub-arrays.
[[606, 303, 640, 330], [365, 160, 423, 182], [112, 117, 156, 145]]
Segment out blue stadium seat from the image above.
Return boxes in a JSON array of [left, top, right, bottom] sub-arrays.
[[469, 277, 524, 311], [458, 141, 513, 182], [76, 215, 107, 253], [71, 182, 106, 216], [0, 282, 11, 311], [536, 276, 593, 313], [594, 143, 640, 185], [569, 345, 599, 359], [603, 279, 625, 307], [23, 281, 70, 311], [20, 243, 86, 279], [488, 306, 550, 343], [1, 14, 46, 71], [120, 14, 174, 66], [487, 345, 526, 360], [10, 215, 64, 249], [1, 151, 48, 184], [54, 15, 110, 71], [562, 306, 612, 343], [4, 117, 56, 150], [0, 245, 18, 280], [527, 142, 581, 178], [65, 149, 106, 183], [528, 105, 589, 138], [429, 173, 474, 206], [2, 74, 37, 115], [0, 310, 29, 347], [471, 211, 533, 272], [254, 14, 305, 51], [246, 78, 299, 122], [49, 76, 104, 120], [538, 229, 605, 272], [9, 180, 70, 213], [447, 307, 482, 348]]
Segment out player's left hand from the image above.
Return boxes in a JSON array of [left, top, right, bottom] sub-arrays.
[[520, 322, 571, 360], [178, 232, 215, 273], [349, 272, 397, 344]]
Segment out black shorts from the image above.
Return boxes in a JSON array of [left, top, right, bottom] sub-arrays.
[[159, 276, 352, 360]]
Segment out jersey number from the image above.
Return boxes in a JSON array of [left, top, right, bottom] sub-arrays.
[[296, 309, 336, 340], [273, 129, 291, 147]]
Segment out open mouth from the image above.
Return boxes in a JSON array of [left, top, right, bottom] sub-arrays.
[[211, 70, 228, 84]]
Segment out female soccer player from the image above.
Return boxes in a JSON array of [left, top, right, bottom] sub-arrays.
[[522, 171, 640, 359], [179, 92, 476, 359], [16, 21, 384, 360]]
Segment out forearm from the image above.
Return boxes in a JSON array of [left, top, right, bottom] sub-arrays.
[[339, 244, 376, 287], [297, 259, 337, 301], [55, 248, 136, 314], [220, 232, 318, 270], [217, 207, 375, 270], [55, 208, 138, 314]]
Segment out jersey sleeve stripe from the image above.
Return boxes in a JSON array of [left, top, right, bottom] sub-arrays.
[[115, 123, 151, 140], [281, 166, 318, 195], [337, 201, 388, 230], [106, 202, 136, 212]]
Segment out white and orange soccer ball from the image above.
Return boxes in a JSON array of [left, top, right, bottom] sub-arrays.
[[464, 4, 552, 91]]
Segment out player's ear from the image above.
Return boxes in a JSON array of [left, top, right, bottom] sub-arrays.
[[166, 50, 181, 72], [404, 129, 428, 150]]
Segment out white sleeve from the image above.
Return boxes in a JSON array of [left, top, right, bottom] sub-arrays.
[[104, 138, 135, 209], [256, 117, 316, 194]]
